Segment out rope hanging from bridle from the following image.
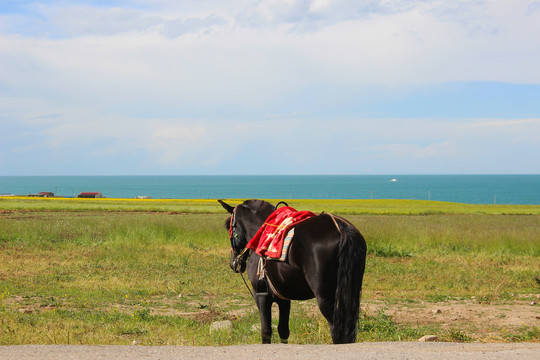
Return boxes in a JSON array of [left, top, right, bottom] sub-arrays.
[[240, 272, 253, 298], [228, 206, 254, 298]]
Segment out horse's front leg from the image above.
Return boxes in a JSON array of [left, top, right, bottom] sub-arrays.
[[277, 299, 291, 343], [255, 295, 273, 344]]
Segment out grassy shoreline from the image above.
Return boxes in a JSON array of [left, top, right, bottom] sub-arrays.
[[1, 199, 539, 344], [2, 196, 540, 214]]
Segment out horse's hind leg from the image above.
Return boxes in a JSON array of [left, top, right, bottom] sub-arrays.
[[315, 295, 336, 340], [256, 296, 273, 344], [277, 299, 291, 343]]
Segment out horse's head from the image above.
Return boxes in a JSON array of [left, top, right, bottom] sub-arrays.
[[219, 199, 275, 273]]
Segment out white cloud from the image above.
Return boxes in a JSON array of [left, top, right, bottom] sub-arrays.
[[47, 5, 230, 38], [366, 141, 459, 160], [464, 118, 540, 145], [161, 14, 228, 38], [150, 123, 208, 164], [2, 0, 540, 96], [2, 1, 540, 175], [48, 6, 161, 37], [2, 95, 540, 174]]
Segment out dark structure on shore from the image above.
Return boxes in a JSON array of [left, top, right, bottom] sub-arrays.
[[77, 192, 104, 198], [28, 192, 54, 197]]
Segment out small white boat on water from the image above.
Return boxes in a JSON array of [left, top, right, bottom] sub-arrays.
[[390, 178, 398, 182]]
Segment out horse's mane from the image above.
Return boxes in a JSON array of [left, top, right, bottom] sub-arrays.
[[242, 199, 275, 217]]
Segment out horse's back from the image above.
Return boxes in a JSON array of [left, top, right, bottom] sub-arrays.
[[288, 214, 345, 265]]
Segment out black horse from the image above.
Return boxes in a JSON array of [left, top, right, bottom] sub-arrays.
[[219, 199, 367, 344]]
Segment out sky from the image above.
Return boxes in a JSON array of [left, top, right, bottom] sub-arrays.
[[1, 0, 540, 175]]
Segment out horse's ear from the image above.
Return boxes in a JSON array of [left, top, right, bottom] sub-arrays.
[[218, 199, 235, 214]]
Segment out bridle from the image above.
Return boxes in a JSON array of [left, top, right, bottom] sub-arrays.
[[228, 206, 250, 273], [228, 201, 288, 267], [227, 206, 254, 297], [227, 201, 290, 297]]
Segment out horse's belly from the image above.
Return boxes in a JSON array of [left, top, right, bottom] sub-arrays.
[[267, 261, 314, 300]]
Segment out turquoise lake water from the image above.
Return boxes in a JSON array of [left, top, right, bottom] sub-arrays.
[[1, 175, 539, 205]]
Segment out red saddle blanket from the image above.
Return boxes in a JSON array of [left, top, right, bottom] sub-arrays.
[[246, 206, 316, 259]]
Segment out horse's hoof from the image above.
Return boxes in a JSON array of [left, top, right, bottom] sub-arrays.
[[262, 335, 272, 344]]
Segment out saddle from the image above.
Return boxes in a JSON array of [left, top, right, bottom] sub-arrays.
[[246, 206, 316, 260]]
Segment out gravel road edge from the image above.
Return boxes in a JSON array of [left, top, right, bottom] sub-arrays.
[[1, 343, 539, 360]]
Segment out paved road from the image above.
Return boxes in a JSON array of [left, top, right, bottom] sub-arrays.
[[1, 343, 539, 360]]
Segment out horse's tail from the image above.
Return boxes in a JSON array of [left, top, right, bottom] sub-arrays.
[[332, 216, 367, 344]]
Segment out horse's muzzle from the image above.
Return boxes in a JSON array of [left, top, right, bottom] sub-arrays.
[[230, 253, 247, 273]]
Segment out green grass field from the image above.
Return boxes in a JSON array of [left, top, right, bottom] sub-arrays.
[[2, 196, 540, 214], [1, 197, 539, 345]]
